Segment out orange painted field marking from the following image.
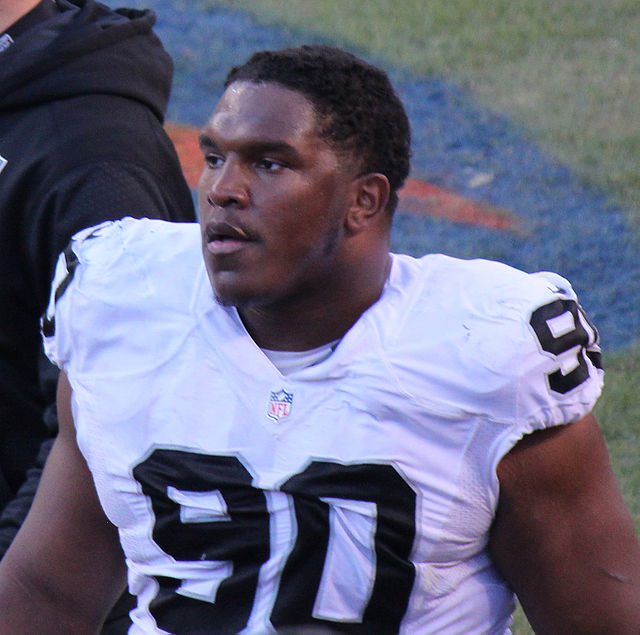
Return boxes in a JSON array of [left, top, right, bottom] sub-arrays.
[[399, 179, 517, 231], [165, 123, 204, 189], [165, 122, 517, 231]]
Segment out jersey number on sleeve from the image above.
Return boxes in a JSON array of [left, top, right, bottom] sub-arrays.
[[133, 450, 416, 633], [529, 299, 601, 394]]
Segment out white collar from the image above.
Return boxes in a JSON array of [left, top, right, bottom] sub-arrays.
[[261, 339, 341, 376]]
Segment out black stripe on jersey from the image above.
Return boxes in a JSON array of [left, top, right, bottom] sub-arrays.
[[586, 350, 603, 370], [41, 245, 79, 337]]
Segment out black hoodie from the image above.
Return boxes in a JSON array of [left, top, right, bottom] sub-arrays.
[[0, 0, 195, 551]]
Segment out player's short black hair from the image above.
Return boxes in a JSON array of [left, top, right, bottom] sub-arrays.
[[225, 44, 411, 214]]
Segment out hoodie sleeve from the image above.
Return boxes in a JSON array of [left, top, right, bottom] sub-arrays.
[[28, 150, 194, 316]]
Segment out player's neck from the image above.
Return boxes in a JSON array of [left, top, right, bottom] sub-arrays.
[[239, 253, 391, 352]]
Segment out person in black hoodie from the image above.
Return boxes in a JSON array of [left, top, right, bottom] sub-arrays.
[[0, 0, 195, 629]]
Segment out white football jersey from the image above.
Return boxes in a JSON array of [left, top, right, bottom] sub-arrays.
[[43, 218, 603, 635]]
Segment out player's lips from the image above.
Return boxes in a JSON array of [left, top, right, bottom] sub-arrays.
[[205, 221, 255, 255]]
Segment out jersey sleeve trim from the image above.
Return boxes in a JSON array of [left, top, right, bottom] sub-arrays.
[[41, 243, 79, 338]]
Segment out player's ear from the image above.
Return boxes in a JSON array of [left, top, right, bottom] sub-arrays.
[[344, 173, 390, 235]]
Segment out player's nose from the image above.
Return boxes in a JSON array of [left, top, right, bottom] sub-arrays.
[[205, 157, 250, 209]]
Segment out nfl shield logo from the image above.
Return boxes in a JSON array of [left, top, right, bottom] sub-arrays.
[[267, 389, 293, 422]]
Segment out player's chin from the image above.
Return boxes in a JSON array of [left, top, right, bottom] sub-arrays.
[[212, 282, 249, 307], [211, 274, 269, 308], [204, 260, 251, 304]]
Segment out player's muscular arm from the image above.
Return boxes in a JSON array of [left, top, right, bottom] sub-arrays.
[[0, 372, 127, 633], [489, 413, 640, 633]]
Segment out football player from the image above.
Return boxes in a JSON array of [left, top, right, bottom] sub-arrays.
[[0, 45, 639, 633]]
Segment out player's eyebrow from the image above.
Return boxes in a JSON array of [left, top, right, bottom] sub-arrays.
[[243, 141, 305, 167], [198, 133, 218, 152], [198, 133, 302, 162]]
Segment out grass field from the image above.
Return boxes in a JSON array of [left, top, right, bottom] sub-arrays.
[[208, 2, 639, 632]]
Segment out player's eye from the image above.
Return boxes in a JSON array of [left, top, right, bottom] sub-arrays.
[[204, 154, 224, 169], [257, 158, 284, 172]]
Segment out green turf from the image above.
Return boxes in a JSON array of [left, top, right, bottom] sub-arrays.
[[594, 345, 640, 529], [210, 0, 640, 227]]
